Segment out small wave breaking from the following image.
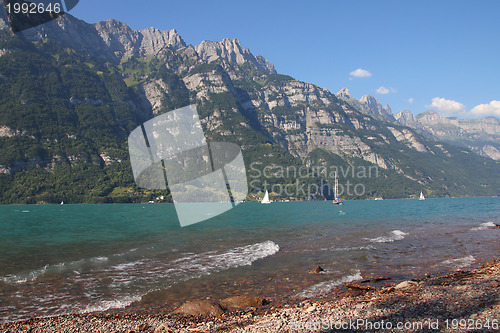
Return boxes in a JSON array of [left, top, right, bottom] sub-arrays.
[[470, 222, 496, 231], [297, 270, 363, 298], [442, 255, 475, 269], [367, 230, 408, 243], [0, 255, 111, 284], [82, 295, 142, 314]]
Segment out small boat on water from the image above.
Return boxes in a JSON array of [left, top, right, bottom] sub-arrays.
[[332, 172, 343, 205], [261, 190, 271, 204], [419, 191, 425, 200]]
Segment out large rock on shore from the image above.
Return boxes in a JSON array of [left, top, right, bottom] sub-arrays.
[[173, 300, 224, 317], [221, 295, 267, 308]]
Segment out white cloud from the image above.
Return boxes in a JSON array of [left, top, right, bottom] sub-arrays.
[[408, 98, 414, 103], [350, 68, 372, 78], [469, 100, 500, 116], [376, 86, 390, 94], [376, 86, 397, 95], [426, 97, 466, 116]]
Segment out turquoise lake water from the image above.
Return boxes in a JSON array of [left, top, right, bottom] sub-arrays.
[[0, 197, 499, 322]]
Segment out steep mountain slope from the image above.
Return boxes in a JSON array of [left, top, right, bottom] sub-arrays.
[[0, 11, 498, 203], [395, 110, 500, 160]]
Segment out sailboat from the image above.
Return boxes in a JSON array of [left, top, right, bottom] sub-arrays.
[[419, 191, 425, 200], [261, 190, 271, 204], [332, 172, 343, 205]]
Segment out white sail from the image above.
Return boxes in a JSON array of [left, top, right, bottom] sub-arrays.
[[334, 173, 339, 199], [419, 191, 425, 200], [333, 172, 343, 204], [261, 190, 271, 204]]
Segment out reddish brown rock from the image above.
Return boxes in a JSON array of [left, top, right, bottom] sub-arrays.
[[173, 300, 224, 317], [394, 281, 419, 290], [220, 295, 268, 308], [309, 265, 324, 274], [490, 280, 499, 288], [346, 283, 371, 290]]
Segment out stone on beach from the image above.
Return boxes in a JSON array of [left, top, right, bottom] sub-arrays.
[[394, 280, 419, 290], [308, 265, 324, 274], [173, 300, 225, 317], [346, 283, 371, 290], [154, 323, 173, 333], [220, 295, 267, 308]]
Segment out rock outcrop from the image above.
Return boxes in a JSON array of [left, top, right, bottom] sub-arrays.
[[336, 89, 395, 122], [196, 38, 275, 74]]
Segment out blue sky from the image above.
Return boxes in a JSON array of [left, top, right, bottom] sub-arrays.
[[70, 0, 500, 118]]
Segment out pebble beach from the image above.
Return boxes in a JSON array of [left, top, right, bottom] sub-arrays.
[[1, 259, 498, 333]]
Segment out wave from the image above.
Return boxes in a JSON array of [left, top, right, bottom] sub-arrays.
[[297, 270, 362, 298], [0, 241, 280, 321], [0, 255, 111, 284], [367, 230, 407, 243], [171, 240, 280, 271], [82, 295, 142, 314], [470, 221, 496, 231], [74, 241, 280, 313], [442, 255, 475, 269]]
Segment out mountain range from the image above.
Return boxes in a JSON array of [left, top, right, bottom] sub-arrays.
[[0, 9, 498, 203], [394, 110, 499, 160]]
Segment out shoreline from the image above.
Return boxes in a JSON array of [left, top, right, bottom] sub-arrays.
[[1, 259, 498, 333], [1, 195, 499, 205]]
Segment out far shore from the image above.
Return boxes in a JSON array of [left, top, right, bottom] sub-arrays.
[[1, 195, 499, 206]]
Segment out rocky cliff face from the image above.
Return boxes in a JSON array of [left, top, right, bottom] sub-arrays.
[[195, 38, 275, 74], [394, 110, 417, 126], [94, 19, 186, 60], [395, 110, 500, 160]]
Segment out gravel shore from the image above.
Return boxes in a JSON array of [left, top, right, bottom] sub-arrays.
[[1, 260, 499, 333]]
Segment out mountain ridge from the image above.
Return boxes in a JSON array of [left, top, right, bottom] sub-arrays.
[[334, 85, 499, 161], [394, 110, 500, 160], [0, 11, 498, 203]]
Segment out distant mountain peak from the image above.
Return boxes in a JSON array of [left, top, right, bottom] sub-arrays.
[[394, 110, 417, 126], [358, 95, 395, 122], [335, 90, 395, 122], [335, 87, 353, 100], [195, 38, 276, 74], [359, 94, 375, 103]]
